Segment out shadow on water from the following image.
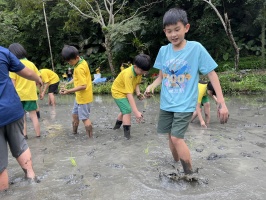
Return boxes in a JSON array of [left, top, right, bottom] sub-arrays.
[[1, 94, 266, 200]]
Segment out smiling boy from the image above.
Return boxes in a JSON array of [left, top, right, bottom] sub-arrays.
[[145, 8, 229, 175]]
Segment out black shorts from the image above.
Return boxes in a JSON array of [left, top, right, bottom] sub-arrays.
[[48, 82, 59, 94]]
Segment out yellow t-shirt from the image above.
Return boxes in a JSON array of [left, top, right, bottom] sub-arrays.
[[9, 59, 40, 101], [74, 59, 93, 104], [111, 66, 142, 99], [197, 83, 208, 103], [39, 69, 59, 84]]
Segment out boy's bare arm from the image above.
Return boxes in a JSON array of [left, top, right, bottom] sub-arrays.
[[60, 84, 86, 94], [145, 70, 163, 95], [126, 93, 142, 122], [135, 84, 145, 100], [135, 84, 141, 96], [207, 70, 229, 124], [196, 103, 207, 128], [40, 82, 48, 100]]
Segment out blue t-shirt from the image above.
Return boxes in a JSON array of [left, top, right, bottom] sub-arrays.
[[0, 46, 25, 127], [154, 41, 217, 112]]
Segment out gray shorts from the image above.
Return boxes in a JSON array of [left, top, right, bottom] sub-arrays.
[[0, 118, 28, 173], [157, 109, 192, 139], [72, 100, 91, 120]]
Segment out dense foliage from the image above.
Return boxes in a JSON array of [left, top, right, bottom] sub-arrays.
[[0, 0, 265, 77]]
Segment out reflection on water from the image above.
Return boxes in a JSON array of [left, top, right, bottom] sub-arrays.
[[1, 94, 266, 200]]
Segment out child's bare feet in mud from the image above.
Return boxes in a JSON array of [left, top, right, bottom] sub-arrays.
[[26, 176, 41, 183]]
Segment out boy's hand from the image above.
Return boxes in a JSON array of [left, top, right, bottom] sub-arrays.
[[217, 102, 229, 124], [39, 93, 44, 100], [200, 121, 207, 128], [60, 89, 68, 95], [135, 111, 143, 123], [144, 85, 154, 98], [137, 93, 145, 100]]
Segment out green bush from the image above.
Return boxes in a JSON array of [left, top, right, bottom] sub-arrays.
[[219, 71, 266, 94], [217, 56, 263, 72]]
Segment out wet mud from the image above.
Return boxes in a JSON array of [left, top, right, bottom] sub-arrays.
[[1, 94, 266, 200]]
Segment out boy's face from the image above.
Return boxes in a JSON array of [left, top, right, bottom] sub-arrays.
[[67, 56, 79, 66], [134, 65, 148, 76], [164, 21, 190, 49]]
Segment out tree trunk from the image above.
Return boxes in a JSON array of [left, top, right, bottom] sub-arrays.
[[105, 36, 116, 76], [261, 8, 266, 68], [203, 0, 240, 70], [224, 13, 240, 70], [43, 1, 54, 71]]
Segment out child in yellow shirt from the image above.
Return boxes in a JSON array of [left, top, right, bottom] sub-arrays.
[[39, 68, 60, 106], [191, 81, 217, 128], [9, 43, 41, 139], [60, 45, 93, 138], [111, 54, 151, 139]]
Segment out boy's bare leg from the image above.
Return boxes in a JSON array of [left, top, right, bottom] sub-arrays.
[[48, 93, 55, 106], [83, 119, 92, 138], [0, 169, 9, 191], [168, 134, 179, 162], [122, 113, 131, 125], [16, 148, 35, 179], [117, 112, 123, 121], [204, 102, 211, 124], [72, 114, 79, 134], [29, 111, 40, 137], [170, 136, 193, 174]]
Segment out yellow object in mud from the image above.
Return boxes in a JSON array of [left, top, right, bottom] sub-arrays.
[[70, 157, 77, 166], [70, 152, 77, 166]]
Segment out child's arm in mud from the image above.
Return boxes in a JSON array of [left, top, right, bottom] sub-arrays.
[[196, 103, 207, 128], [207, 71, 229, 124]]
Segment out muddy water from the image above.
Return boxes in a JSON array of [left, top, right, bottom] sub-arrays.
[[1, 94, 266, 200]]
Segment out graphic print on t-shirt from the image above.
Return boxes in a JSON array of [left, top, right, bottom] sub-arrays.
[[162, 58, 191, 93]]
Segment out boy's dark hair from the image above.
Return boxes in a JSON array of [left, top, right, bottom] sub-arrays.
[[134, 54, 151, 71], [207, 81, 216, 96], [8, 43, 27, 59], [163, 8, 188, 28], [61, 45, 79, 61]]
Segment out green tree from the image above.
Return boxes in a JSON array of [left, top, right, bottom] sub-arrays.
[[63, 0, 162, 75]]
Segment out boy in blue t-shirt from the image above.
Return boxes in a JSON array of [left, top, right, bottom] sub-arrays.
[[145, 8, 229, 175], [0, 46, 42, 191]]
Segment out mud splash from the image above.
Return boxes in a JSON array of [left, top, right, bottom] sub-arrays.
[[1, 94, 266, 200]]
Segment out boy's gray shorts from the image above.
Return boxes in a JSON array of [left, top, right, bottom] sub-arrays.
[[0, 118, 28, 173], [157, 109, 192, 139], [72, 100, 91, 120]]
